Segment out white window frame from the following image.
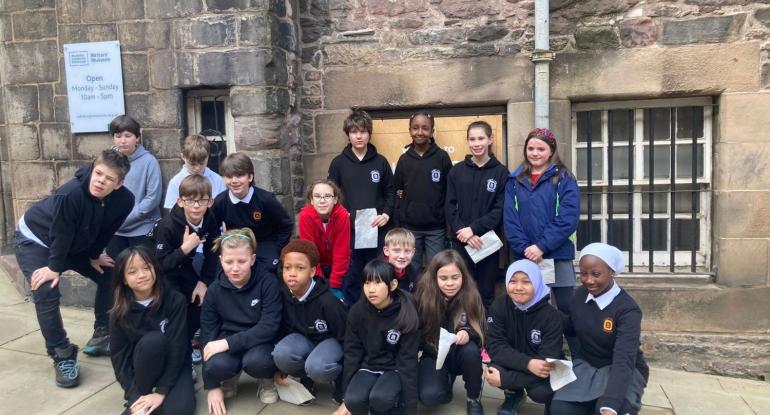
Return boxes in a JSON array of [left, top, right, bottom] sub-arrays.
[[185, 89, 236, 154]]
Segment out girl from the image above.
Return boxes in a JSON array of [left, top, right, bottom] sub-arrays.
[[446, 120, 509, 311], [485, 259, 564, 415], [109, 246, 194, 415], [298, 179, 351, 300], [551, 243, 648, 415], [503, 128, 579, 351], [334, 259, 420, 415], [200, 228, 283, 415], [393, 110, 453, 270], [414, 250, 487, 415]]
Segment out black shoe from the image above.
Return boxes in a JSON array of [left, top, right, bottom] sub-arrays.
[[52, 344, 80, 388], [467, 399, 485, 415], [497, 390, 525, 415], [83, 326, 110, 356], [332, 379, 344, 405]]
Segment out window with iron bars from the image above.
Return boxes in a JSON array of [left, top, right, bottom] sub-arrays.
[[571, 97, 713, 273], [185, 89, 234, 174]]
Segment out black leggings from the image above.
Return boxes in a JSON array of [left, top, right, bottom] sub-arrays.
[[418, 341, 483, 405], [550, 399, 639, 415], [345, 370, 402, 415]]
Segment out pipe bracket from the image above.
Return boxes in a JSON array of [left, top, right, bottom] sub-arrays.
[[531, 50, 555, 63]]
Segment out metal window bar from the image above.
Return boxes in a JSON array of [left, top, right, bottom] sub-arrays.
[[669, 108, 676, 272], [607, 111, 614, 242], [691, 106, 699, 272], [627, 110, 634, 272], [646, 108, 654, 272], [586, 112, 594, 243]]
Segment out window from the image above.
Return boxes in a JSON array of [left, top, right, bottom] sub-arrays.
[[571, 97, 713, 273], [185, 90, 234, 174]]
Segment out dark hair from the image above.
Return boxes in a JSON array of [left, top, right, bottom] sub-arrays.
[[281, 239, 321, 268], [179, 174, 212, 199], [517, 128, 574, 182], [362, 259, 419, 333], [94, 149, 131, 181], [110, 246, 163, 324], [108, 114, 141, 137], [415, 250, 486, 347], [219, 152, 255, 182], [343, 109, 373, 135], [467, 120, 494, 157], [305, 179, 344, 205], [409, 110, 435, 130]]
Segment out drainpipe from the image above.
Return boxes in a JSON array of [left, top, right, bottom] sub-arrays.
[[532, 0, 554, 129]]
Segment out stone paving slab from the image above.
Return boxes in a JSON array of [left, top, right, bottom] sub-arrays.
[[663, 384, 755, 415], [742, 394, 770, 414], [642, 383, 674, 409]]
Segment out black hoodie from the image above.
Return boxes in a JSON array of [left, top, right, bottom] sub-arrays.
[[343, 291, 420, 409], [200, 263, 282, 389], [486, 294, 563, 391], [419, 295, 483, 359], [393, 142, 453, 231], [109, 288, 190, 398], [22, 163, 134, 273], [446, 155, 509, 239], [150, 204, 221, 292], [279, 276, 347, 344]]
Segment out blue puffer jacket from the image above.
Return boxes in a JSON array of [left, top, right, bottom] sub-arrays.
[[503, 164, 579, 261]]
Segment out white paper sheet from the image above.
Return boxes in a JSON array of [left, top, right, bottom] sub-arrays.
[[464, 230, 504, 264], [354, 208, 378, 249], [276, 376, 315, 405], [436, 328, 458, 370], [545, 358, 577, 391], [539, 258, 556, 284]]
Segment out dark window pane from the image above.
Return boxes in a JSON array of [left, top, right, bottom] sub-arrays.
[[676, 144, 704, 178], [643, 145, 671, 179], [577, 111, 602, 143], [577, 148, 603, 181], [609, 145, 630, 180], [673, 185, 700, 214], [642, 186, 668, 214], [580, 191, 601, 215], [644, 108, 671, 142], [607, 219, 632, 251], [673, 219, 699, 251], [642, 219, 667, 251], [675, 106, 704, 139], [577, 220, 601, 250], [609, 109, 633, 143], [610, 191, 632, 214], [201, 100, 226, 135]]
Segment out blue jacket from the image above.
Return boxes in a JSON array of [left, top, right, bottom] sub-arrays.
[[503, 164, 579, 261]]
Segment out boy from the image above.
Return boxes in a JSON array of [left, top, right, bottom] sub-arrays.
[[212, 152, 293, 270], [328, 110, 394, 303], [163, 134, 227, 211], [152, 174, 221, 364], [14, 149, 133, 388], [382, 228, 419, 292]]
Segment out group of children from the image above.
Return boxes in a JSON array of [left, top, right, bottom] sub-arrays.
[[14, 110, 648, 415]]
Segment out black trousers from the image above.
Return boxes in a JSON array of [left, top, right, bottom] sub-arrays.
[[550, 398, 639, 415], [454, 245, 500, 312], [343, 247, 380, 304], [418, 341, 483, 405], [203, 343, 276, 387], [345, 369, 403, 415]]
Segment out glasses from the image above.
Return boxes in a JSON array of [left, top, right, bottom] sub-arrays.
[[182, 198, 211, 207], [312, 194, 336, 202]]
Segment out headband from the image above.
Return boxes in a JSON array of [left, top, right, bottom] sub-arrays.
[[221, 233, 251, 242], [529, 128, 557, 148]]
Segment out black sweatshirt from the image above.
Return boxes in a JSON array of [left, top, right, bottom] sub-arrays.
[[343, 291, 420, 409], [150, 204, 220, 292], [328, 143, 395, 238], [446, 155, 509, 239], [419, 295, 483, 359], [564, 285, 649, 412], [200, 263, 282, 389], [279, 276, 347, 344], [393, 142, 453, 231], [109, 289, 190, 397], [212, 186, 293, 251], [487, 294, 563, 391], [22, 163, 134, 273]]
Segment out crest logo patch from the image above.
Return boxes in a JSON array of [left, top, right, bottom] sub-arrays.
[[486, 179, 497, 192], [314, 319, 328, 333], [252, 211, 262, 221], [530, 329, 542, 345], [431, 169, 441, 182], [386, 329, 401, 345], [602, 317, 614, 334], [371, 170, 381, 183]]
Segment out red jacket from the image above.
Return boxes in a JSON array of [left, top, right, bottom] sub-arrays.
[[298, 204, 351, 289]]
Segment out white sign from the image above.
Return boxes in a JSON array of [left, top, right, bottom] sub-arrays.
[[63, 41, 125, 133]]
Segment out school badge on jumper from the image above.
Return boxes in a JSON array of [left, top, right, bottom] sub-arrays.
[[602, 317, 614, 333], [370, 170, 381, 183], [431, 169, 441, 182], [486, 179, 497, 192], [252, 211, 262, 221], [530, 329, 542, 345], [314, 319, 328, 333], [458, 312, 468, 326], [386, 329, 401, 345]]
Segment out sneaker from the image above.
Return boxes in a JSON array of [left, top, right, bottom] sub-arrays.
[[83, 326, 110, 356], [258, 378, 278, 404], [222, 373, 240, 399], [480, 347, 491, 364], [52, 344, 80, 388], [467, 398, 485, 415], [332, 379, 344, 405], [191, 347, 202, 365], [497, 390, 526, 415]]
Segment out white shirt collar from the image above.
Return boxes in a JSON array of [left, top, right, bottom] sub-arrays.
[[585, 281, 621, 310], [228, 187, 254, 204], [187, 219, 203, 232], [297, 279, 316, 302]]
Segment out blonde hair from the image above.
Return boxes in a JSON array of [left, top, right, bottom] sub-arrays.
[[384, 227, 415, 249], [212, 228, 257, 254], [181, 135, 210, 163]]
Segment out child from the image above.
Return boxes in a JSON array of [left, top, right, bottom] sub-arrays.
[[414, 250, 486, 415], [201, 228, 283, 415], [152, 174, 221, 364], [382, 227, 419, 293], [446, 121, 509, 310], [109, 246, 195, 415], [298, 179, 351, 300], [163, 134, 227, 210], [551, 243, 648, 415], [393, 110, 453, 270], [485, 259, 564, 415], [334, 260, 420, 415], [14, 149, 133, 387], [328, 110, 395, 304], [212, 152, 293, 271], [272, 239, 347, 401]]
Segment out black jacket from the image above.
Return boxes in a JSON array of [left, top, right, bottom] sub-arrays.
[[23, 163, 134, 273], [393, 142, 453, 230], [150, 204, 220, 292], [109, 289, 189, 398], [446, 155, 508, 240], [200, 263, 282, 389], [279, 276, 347, 344], [343, 291, 419, 409], [487, 294, 563, 391]]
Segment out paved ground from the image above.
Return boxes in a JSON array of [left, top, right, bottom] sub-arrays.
[[1, 272, 769, 414]]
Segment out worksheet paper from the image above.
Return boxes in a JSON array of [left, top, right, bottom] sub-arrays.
[[545, 358, 577, 391], [276, 376, 315, 405], [354, 208, 378, 249], [436, 328, 458, 370], [539, 258, 556, 284], [464, 231, 504, 264]]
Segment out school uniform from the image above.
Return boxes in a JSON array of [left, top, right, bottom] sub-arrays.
[[109, 289, 195, 415], [298, 203, 351, 290], [328, 143, 395, 303], [212, 186, 293, 270], [393, 142, 453, 269], [14, 163, 134, 353], [394, 262, 419, 293], [342, 291, 420, 414], [272, 277, 347, 383], [200, 263, 282, 390], [446, 155, 509, 309], [163, 165, 227, 209]]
